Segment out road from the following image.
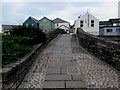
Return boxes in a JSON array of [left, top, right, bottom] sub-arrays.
[[18, 34, 120, 89]]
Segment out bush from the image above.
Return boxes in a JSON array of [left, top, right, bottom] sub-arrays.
[[2, 35, 32, 67], [10, 25, 47, 44], [2, 26, 67, 67], [2, 25, 47, 67]]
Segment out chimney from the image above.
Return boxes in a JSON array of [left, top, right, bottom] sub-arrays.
[[78, 15, 82, 18]]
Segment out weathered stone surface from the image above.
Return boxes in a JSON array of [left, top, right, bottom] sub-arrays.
[[22, 72, 31, 82], [67, 67, 79, 74], [45, 75, 72, 81], [18, 82, 26, 88], [47, 61, 62, 68], [77, 28, 120, 71], [46, 68, 61, 74], [63, 61, 76, 67], [66, 81, 86, 88], [71, 34, 120, 88], [61, 68, 67, 74], [72, 74, 83, 81], [2, 43, 44, 89], [41, 34, 86, 89], [18, 34, 120, 89], [43, 81, 65, 88]]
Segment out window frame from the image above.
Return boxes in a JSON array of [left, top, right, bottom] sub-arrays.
[[91, 20, 94, 27], [80, 20, 84, 27], [106, 29, 113, 33]]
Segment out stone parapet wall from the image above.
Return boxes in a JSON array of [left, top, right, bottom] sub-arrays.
[[77, 28, 120, 71], [2, 43, 45, 89]]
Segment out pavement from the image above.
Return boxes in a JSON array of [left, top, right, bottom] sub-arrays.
[[18, 34, 120, 89]]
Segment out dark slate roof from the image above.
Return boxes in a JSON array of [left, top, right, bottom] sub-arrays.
[[100, 26, 120, 28], [109, 18, 120, 23], [2, 25, 16, 30], [99, 21, 112, 25], [29, 16, 39, 23], [53, 18, 68, 23], [57, 25, 70, 29], [39, 17, 54, 22]]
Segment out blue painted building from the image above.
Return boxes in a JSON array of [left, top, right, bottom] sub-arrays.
[[23, 16, 39, 28]]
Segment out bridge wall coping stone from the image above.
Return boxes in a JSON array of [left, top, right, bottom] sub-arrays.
[[2, 43, 45, 89]]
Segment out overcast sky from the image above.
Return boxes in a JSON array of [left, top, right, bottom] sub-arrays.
[[1, 0, 120, 26]]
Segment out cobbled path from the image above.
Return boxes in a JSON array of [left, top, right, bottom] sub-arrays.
[[18, 34, 120, 89], [72, 34, 120, 89], [18, 35, 60, 88]]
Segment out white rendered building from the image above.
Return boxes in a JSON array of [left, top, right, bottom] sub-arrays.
[[74, 12, 99, 35], [99, 26, 120, 36], [53, 18, 70, 33]]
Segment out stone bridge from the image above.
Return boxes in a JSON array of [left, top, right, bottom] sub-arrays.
[[18, 34, 120, 89]]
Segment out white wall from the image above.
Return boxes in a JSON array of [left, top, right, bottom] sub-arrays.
[[74, 12, 99, 35], [54, 22, 70, 29], [58, 25, 70, 33], [100, 27, 120, 36]]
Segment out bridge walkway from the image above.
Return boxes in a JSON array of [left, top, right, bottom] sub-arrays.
[[18, 34, 120, 89]]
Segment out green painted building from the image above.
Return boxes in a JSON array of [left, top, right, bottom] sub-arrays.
[[39, 17, 54, 32]]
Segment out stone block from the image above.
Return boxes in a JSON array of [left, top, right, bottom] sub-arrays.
[[72, 74, 83, 81], [61, 68, 67, 74], [63, 61, 76, 67], [47, 61, 62, 68], [18, 82, 26, 88], [46, 68, 61, 74], [43, 81, 65, 88], [65, 81, 86, 88], [67, 67, 79, 74], [45, 75, 72, 81]]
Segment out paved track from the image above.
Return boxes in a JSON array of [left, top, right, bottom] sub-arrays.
[[18, 34, 120, 89]]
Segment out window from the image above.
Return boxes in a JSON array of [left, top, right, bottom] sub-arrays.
[[26, 24, 28, 26], [57, 24, 58, 26], [31, 24, 34, 26], [43, 20, 46, 23], [116, 28, 120, 32], [106, 29, 112, 32], [113, 23, 117, 26], [80, 20, 84, 27], [91, 20, 94, 27], [37, 23, 39, 28], [66, 29, 68, 31]]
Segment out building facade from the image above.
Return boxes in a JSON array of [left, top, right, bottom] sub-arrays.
[[2, 25, 16, 34], [99, 26, 120, 36], [23, 16, 39, 28], [39, 17, 54, 32], [99, 21, 113, 28], [53, 18, 70, 29], [109, 18, 120, 26], [74, 12, 99, 35], [53, 18, 70, 33]]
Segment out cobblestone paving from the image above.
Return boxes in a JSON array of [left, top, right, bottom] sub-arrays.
[[18, 34, 120, 89], [42, 34, 86, 89], [72, 34, 120, 89], [18, 35, 61, 88]]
